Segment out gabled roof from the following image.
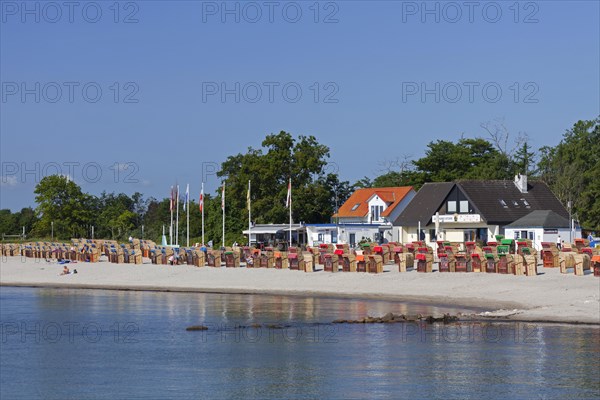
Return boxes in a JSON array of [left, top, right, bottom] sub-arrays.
[[505, 210, 570, 228], [458, 180, 568, 224], [396, 180, 569, 226], [393, 182, 454, 225], [334, 187, 414, 218]]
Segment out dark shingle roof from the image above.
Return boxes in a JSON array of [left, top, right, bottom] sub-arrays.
[[505, 210, 570, 228], [392, 182, 453, 225], [458, 180, 568, 225], [395, 179, 568, 226]]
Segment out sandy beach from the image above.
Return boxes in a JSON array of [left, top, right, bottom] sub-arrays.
[[1, 256, 598, 325]]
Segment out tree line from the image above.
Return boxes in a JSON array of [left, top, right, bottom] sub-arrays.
[[1, 118, 598, 242]]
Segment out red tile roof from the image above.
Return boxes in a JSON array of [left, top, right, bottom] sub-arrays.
[[333, 187, 414, 218]]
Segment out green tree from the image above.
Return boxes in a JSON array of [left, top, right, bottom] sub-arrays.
[[353, 176, 373, 189], [413, 138, 512, 182], [513, 142, 536, 176], [538, 118, 600, 229], [0, 209, 18, 236], [17, 207, 38, 235], [32, 175, 94, 239], [216, 131, 350, 245], [95, 192, 136, 239]]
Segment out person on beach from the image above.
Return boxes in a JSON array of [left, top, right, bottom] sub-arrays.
[[556, 235, 561, 250], [60, 266, 70, 275]]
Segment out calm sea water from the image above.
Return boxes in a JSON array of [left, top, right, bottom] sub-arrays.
[[0, 287, 598, 400]]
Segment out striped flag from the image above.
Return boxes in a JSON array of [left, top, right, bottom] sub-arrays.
[[285, 178, 291, 208], [183, 184, 189, 211], [199, 184, 204, 212], [247, 180, 251, 211], [170, 186, 175, 211], [221, 182, 225, 210]]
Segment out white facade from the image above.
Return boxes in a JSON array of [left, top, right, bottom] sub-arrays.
[[397, 221, 499, 248], [305, 225, 338, 246], [367, 195, 387, 224], [306, 224, 393, 247], [338, 224, 389, 246], [503, 227, 581, 251]]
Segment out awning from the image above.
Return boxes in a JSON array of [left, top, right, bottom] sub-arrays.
[[242, 227, 281, 235]]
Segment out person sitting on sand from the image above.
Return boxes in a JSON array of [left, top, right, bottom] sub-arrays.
[[60, 266, 70, 275]]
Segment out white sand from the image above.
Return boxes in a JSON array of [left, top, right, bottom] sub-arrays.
[[1, 256, 598, 324]]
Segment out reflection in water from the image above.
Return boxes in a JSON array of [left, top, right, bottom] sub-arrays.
[[0, 287, 598, 400]]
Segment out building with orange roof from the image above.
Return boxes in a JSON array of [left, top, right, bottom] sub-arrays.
[[309, 186, 416, 246]]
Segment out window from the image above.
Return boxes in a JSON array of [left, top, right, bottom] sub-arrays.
[[478, 228, 488, 243], [351, 203, 360, 211], [429, 229, 437, 241], [528, 232, 534, 240], [499, 199, 508, 208], [512, 200, 519, 207], [465, 230, 476, 241], [447, 201, 457, 213], [371, 205, 383, 221], [514, 231, 520, 239], [332, 230, 338, 244], [522, 199, 530, 207], [318, 233, 323, 242], [521, 230, 528, 239], [459, 201, 469, 213]]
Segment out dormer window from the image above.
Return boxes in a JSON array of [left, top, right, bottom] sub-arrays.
[[447, 201, 457, 213], [371, 205, 383, 222], [499, 199, 508, 208]]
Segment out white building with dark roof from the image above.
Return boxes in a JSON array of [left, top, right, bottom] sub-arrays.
[[394, 175, 575, 247], [504, 210, 579, 251]]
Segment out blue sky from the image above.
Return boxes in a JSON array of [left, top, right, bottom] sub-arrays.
[[1, 0, 599, 211]]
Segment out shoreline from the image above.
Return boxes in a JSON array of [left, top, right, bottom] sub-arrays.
[[1, 257, 598, 326], [4, 281, 598, 326]]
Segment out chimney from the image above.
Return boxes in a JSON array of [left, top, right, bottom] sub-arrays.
[[514, 174, 528, 193]]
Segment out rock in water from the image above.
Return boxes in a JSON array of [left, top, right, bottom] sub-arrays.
[[381, 312, 394, 322], [443, 314, 458, 323], [186, 325, 208, 331]]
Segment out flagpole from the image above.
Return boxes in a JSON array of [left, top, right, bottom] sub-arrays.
[[170, 186, 174, 246], [289, 178, 292, 245], [222, 182, 225, 248], [186, 183, 190, 248], [248, 180, 251, 246], [176, 184, 180, 246], [201, 182, 205, 246]]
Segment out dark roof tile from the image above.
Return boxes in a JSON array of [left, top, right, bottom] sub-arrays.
[[505, 210, 570, 228], [393, 182, 454, 225]]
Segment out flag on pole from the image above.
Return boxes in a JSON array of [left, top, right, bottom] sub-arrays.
[[247, 181, 251, 211], [199, 186, 204, 212], [285, 178, 291, 208], [170, 186, 175, 211], [221, 182, 225, 210], [183, 184, 189, 211]]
